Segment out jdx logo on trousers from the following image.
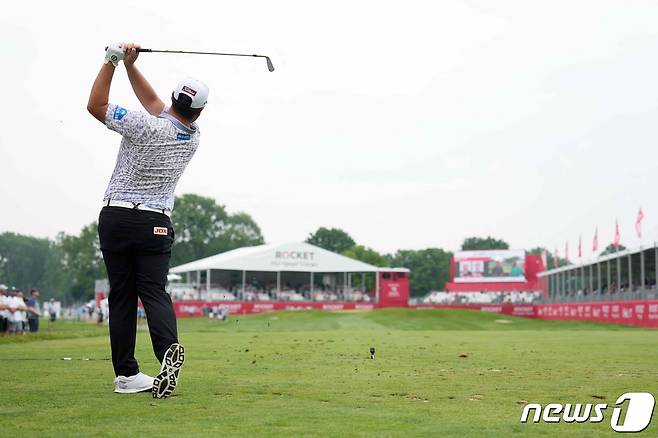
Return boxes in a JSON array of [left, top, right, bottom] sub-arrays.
[[520, 392, 655, 432], [153, 227, 168, 236]]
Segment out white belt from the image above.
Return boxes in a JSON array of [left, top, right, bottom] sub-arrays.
[[104, 200, 171, 217]]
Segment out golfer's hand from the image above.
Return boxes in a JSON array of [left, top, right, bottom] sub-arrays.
[[104, 43, 125, 67], [124, 43, 140, 67]]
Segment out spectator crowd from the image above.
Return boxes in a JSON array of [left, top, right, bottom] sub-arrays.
[[167, 282, 373, 303], [420, 290, 543, 305], [0, 284, 58, 335]]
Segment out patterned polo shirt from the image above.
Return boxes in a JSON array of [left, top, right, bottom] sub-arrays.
[[103, 104, 200, 211]]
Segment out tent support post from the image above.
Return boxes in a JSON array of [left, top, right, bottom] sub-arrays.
[[277, 271, 281, 296], [640, 247, 645, 291], [361, 273, 365, 291], [310, 272, 314, 299], [375, 271, 380, 304], [616, 254, 621, 293], [206, 269, 211, 294], [588, 264, 593, 295], [628, 252, 633, 292], [242, 270, 246, 300]]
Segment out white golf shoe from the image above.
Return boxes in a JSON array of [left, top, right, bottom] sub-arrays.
[[152, 343, 185, 399], [114, 372, 154, 394]]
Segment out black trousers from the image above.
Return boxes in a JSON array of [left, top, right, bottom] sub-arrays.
[[98, 206, 178, 377], [28, 317, 39, 333]]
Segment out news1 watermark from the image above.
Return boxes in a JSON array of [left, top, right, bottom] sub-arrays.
[[520, 392, 655, 432]]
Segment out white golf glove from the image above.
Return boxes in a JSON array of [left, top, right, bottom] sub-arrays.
[[104, 43, 125, 67]]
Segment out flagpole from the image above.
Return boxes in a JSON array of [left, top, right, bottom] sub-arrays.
[[616, 246, 621, 295], [592, 226, 599, 295], [614, 219, 621, 294], [637, 208, 644, 292]]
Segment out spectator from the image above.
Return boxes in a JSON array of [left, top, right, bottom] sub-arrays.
[[0, 285, 8, 335], [26, 289, 41, 333], [48, 298, 58, 325], [7, 289, 27, 335]]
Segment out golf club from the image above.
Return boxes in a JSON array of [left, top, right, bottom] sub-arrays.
[[105, 47, 275, 72]]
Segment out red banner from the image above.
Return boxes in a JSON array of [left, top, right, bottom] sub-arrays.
[[414, 304, 536, 317], [173, 301, 377, 317], [535, 301, 658, 328], [173, 300, 658, 329]]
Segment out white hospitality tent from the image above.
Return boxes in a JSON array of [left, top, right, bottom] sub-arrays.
[[169, 242, 402, 301]]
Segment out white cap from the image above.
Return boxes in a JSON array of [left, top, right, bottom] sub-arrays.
[[173, 77, 209, 109]]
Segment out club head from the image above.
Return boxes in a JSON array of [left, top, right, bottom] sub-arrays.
[[265, 56, 275, 72]]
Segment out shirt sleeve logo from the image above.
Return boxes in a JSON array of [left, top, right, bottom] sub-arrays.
[[177, 133, 191, 141], [113, 106, 128, 120], [153, 227, 168, 236]]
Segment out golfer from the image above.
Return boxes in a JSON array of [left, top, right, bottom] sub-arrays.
[[87, 42, 208, 398]]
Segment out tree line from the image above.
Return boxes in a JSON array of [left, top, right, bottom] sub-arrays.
[[0, 193, 573, 301], [0, 194, 264, 303]]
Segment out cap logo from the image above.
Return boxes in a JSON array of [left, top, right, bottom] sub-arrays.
[[182, 85, 197, 96]]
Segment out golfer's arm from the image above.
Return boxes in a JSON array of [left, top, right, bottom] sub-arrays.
[[126, 65, 165, 116], [87, 63, 115, 123]]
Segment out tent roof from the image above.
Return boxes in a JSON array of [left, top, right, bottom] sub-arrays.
[[170, 242, 408, 274]]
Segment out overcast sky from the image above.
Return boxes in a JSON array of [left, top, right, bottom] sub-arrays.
[[1, 0, 657, 259]]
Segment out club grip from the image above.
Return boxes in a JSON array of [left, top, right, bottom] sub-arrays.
[[103, 46, 152, 52]]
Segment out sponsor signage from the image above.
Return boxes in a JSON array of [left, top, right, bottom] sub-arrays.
[[271, 251, 319, 269]]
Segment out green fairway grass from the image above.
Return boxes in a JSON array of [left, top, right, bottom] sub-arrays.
[[2, 309, 657, 437]]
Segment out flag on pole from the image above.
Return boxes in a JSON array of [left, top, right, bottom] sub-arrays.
[[614, 219, 621, 251], [565, 241, 569, 262], [593, 226, 599, 252], [553, 248, 559, 268], [635, 208, 644, 239], [578, 236, 582, 258], [541, 250, 548, 270]]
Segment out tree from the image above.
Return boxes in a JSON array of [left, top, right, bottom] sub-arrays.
[[342, 245, 387, 291], [170, 194, 265, 267], [342, 245, 388, 267], [57, 223, 106, 301], [0, 232, 55, 292], [528, 246, 569, 269], [306, 227, 355, 254], [600, 243, 627, 256], [387, 248, 452, 297], [461, 236, 509, 251]]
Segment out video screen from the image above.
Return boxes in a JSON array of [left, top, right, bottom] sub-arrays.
[[454, 250, 526, 283]]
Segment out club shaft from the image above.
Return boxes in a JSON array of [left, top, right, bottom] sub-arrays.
[[138, 48, 267, 58], [104, 47, 274, 71]]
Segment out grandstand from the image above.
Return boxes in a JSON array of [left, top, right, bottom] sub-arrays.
[[420, 291, 542, 305], [162, 242, 410, 315], [416, 245, 658, 328], [538, 244, 658, 302]]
